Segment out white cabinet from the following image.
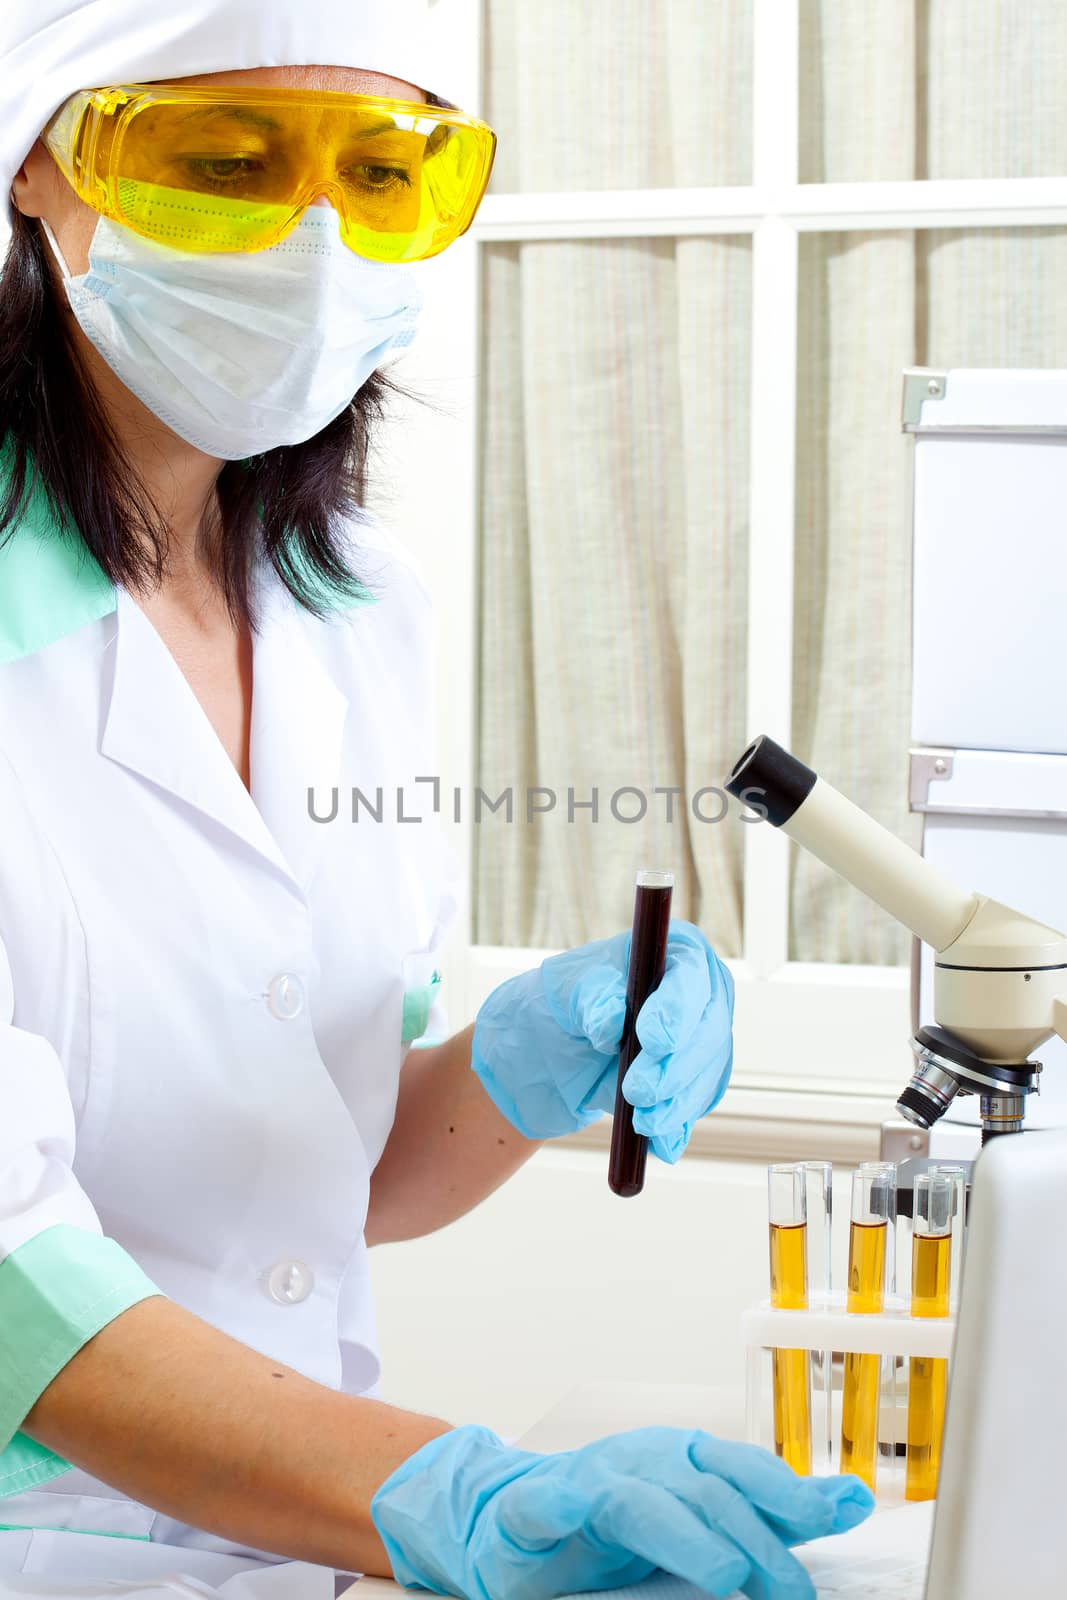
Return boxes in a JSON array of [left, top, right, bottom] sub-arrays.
[[910, 369, 1067, 756]]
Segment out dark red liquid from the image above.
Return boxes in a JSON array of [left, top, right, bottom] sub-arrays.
[[608, 880, 673, 1197]]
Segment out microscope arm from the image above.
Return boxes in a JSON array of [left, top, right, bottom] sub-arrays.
[[784, 771, 980, 953], [726, 736, 980, 953], [727, 736, 1067, 1134]]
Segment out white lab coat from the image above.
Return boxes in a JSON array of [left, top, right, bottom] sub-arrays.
[[0, 511, 459, 1589]]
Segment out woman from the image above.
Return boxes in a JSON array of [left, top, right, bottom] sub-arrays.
[[0, 2, 872, 1595]]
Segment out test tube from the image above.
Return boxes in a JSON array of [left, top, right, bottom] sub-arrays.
[[840, 1163, 895, 1491], [608, 869, 674, 1197], [768, 1164, 812, 1474], [801, 1161, 833, 1303], [905, 1172, 953, 1502], [801, 1161, 833, 1470], [929, 1164, 968, 1312]]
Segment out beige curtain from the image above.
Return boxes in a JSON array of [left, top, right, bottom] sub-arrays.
[[477, 0, 753, 950], [478, 0, 1067, 959], [792, 0, 1067, 962]]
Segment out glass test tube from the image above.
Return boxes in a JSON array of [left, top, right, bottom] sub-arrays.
[[906, 1172, 953, 1502], [607, 869, 673, 1197], [768, 1164, 812, 1474], [801, 1162, 833, 1302], [801, 1161, 834, 1470], [840, 1163, 895, 1492], [929, 1164, 968, 1312]]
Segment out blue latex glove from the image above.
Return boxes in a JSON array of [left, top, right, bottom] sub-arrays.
[[371, 1424, 875, 1600], [471, 921, 734, 1160]]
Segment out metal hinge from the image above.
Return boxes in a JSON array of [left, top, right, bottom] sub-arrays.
[[909, 746, 1067, 820], [909, 748, 955, 812], [902, 368, 949, 431]]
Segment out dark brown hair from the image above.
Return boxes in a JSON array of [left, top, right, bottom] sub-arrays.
[[0, 207, 399, 625]]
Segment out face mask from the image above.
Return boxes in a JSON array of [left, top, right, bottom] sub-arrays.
[[42, 209, 422, 460]]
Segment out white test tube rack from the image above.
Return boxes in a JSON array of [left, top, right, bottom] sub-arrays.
[[741, 1295, 957, 1503]]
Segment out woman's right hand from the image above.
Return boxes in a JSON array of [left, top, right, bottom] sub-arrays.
[[371, 1423, 874, 1599]]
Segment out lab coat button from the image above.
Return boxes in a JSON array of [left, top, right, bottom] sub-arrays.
[[265, 1260, 315, 1305], [267, 974, 305, 1020]]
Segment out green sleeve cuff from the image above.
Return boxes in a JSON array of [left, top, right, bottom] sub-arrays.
[[0, 1225, 163, 1497], [0, 1431, 75, 1498]]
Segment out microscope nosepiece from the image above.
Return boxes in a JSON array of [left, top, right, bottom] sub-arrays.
[[897, 1057, 962, 1130], [902, 1026, 1041, 1138], [979, 1093, 1027, 1140]]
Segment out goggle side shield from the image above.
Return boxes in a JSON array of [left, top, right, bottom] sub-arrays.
[[44, 83, 497, 262]]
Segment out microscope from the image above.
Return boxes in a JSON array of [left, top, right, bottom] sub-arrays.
[[725, 736, 1067, 1142]]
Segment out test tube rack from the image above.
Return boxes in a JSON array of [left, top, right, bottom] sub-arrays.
[[742, 1298, 955, 1503], [745, 1162, 963, 1504]]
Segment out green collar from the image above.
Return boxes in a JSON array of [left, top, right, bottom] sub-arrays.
[[0, 470, 116, 667], [0, 461, 378, 667]]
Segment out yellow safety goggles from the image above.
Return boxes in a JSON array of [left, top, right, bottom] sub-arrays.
[[43, 82, 496, 263]]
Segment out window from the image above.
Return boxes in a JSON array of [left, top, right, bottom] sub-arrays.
[[385, 0, 1067, 1104]]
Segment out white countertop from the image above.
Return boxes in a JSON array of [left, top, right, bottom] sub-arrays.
[[347, 1381, 932, 1597], [348, 1383, 743, 1596]]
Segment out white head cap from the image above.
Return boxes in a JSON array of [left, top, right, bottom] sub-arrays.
[[0, 0, 439, 211]]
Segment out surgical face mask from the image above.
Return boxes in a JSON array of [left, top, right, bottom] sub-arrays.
[[42, 209, 422, 459]]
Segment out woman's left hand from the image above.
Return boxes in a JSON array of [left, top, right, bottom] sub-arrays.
[[470, 920, 734, 1160]]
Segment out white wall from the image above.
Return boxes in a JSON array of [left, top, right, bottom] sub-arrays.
[[370, 1146, 855, 1440]]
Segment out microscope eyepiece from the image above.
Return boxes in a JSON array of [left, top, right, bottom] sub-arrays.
[[725, 735, 816, 828]]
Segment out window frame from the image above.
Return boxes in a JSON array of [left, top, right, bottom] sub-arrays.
[[389, 0, 1067, 1105]]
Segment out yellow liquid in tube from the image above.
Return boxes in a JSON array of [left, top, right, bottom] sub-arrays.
[[769, 1222, 812, 1475], [906, 1231, 951, 1501], [840, 1220, 886, 1491]]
